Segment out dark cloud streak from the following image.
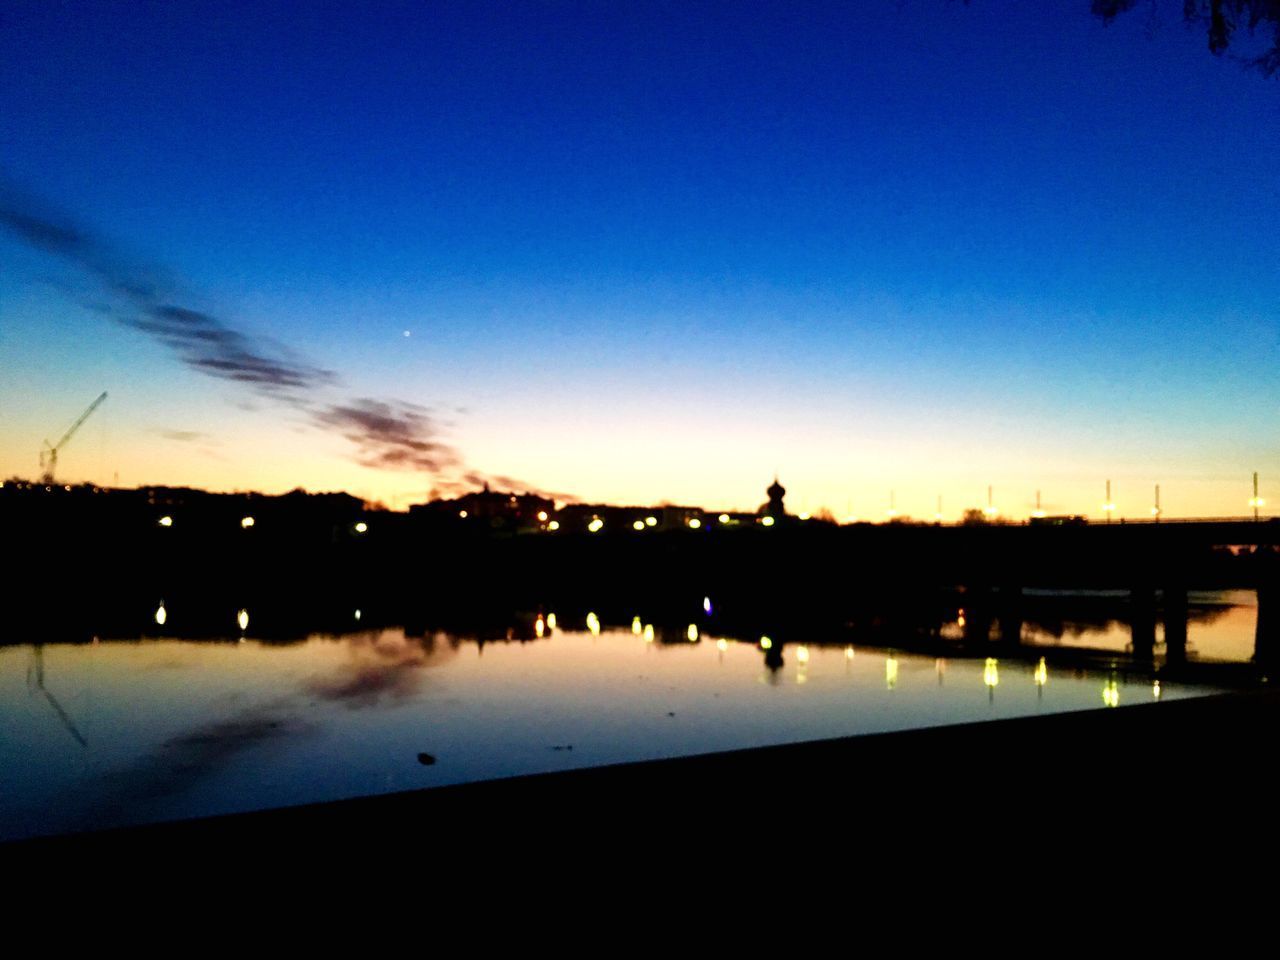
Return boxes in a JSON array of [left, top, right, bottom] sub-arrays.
[[1, 187, 564, 498]]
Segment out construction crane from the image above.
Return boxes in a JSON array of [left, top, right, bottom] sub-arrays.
[[39, 391, 107, 485]]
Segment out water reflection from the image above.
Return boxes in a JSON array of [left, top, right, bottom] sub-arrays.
[[0, 589, 1265, 843], [0, 616, 1236, 844]]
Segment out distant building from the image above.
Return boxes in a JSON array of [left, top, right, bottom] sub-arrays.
[[411, 483, 554, 531], [759, 477, 787, 520]]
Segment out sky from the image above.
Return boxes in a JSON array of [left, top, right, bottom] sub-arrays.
[[1, 1, 1277, 518]]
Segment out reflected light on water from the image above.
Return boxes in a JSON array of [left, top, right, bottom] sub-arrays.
[[1034, 657, 1048, 687], [845, 646, 854, 659], [1103, 678, 1120, 707], [984, 657, 1000, 688], [1153, 680, 1162, 700], [796, 645, 810, 664], [716, 638, 728, 652], [643, 623, 655, 642], [886, 656, 898, 689], [631, 616, 642, 635]]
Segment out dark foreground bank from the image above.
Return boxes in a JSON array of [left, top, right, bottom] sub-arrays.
[[8, 689, 1278, 875]]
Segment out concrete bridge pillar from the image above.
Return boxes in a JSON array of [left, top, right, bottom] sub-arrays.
[[1256, 569, 1279, 670], [1130, 584, 1157, 663], [1163, 585, 1188, 667], [998, 584, 1023, 646]]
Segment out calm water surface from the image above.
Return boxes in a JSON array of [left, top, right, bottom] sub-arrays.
[[1, 594, 1257, 842]]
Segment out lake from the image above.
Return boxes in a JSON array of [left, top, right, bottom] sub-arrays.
[[0, 590, 1261, 842]]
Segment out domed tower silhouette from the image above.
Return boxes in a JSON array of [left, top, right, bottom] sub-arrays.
[[761, 477, 787, 520]]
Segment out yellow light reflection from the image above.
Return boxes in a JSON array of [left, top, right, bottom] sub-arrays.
[[154, 601, 167, 626], [845, 646, 854, 659], [686, 624, 699, 642], [547, 613, 557, 630], [1152, 680, 1162, 700], [796, 645, 810, 664], [984, 657, 999, 688], [237, 608, 249, 632], [1034, 657, 1047, 687], [1103, 679, 1120, 707], [643, 623, 655, 642], [586, 612, 601, 635], [886, 657, 898, 689], [716, 638, 727, 652], [535, 615, 545, 638], [631, 616, 642, 635]]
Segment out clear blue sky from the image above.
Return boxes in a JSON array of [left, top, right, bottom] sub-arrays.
[[1, 1, 1276, 516]]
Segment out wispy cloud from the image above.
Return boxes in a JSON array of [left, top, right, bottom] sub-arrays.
[[312, 398, 458, 472], [155, 429, 216, 444], [1, 184, 562, 497]]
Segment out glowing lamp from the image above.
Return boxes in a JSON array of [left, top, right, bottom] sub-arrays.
[[158, 516, 173, 527], [548, 520, 560, 531], [645, 516, 657, 527], [537, 511, 549, 522], [633, 520, 645, 531], [240, 516, 255, 529], [718, 514, 730, 524], [687, 517, 701, 529], [588, 518, 604, 533], [354, 521, 368, 533], [760, 516, 775, 527]]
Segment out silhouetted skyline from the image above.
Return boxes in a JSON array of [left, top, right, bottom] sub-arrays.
[[1, 2, 1276, 518]]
